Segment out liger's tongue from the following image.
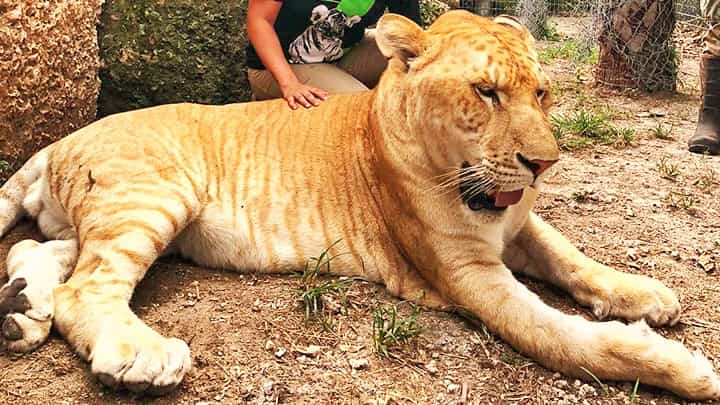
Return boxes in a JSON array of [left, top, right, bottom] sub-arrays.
[[493, 189, 524, 207]]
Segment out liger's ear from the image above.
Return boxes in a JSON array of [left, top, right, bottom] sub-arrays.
[[494, 14, 535, 47], [375, 13, 426, 69]]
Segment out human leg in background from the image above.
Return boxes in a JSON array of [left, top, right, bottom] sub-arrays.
[[689, 0, 720, 155], [335, 29, 388, 89]]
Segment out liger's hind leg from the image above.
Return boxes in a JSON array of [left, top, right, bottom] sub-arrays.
[[53, 192, 200, 394], [0, 238, 77, 352]]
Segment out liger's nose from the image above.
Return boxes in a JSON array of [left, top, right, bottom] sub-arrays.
[[517, 153, 558, 177]]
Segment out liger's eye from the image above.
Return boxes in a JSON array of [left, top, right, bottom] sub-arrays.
[[536, 89, 546, 99], [475, 85, 499, 105]]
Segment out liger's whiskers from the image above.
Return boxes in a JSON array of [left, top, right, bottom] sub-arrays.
[[426, 165, 493, 196]]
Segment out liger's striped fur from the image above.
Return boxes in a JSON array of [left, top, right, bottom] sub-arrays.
[[0, 11, 718, 399]]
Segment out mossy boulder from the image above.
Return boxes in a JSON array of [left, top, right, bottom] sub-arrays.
[[98, 0, 250, 116]]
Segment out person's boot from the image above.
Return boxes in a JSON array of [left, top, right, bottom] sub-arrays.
[[689, 54, 720, 155]]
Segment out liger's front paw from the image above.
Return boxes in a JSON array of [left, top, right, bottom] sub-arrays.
[[90, 331, 192, 395], [588, 271, 680, 326], [0, 278, 52, 353]]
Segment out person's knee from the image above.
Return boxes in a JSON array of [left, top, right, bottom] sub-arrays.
[[299, 64, 369, 94], [248, 68, 282, 100]]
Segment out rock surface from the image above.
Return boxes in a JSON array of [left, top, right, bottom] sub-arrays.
[[0, 0, 104, 181], [97, 0, 251, 116]]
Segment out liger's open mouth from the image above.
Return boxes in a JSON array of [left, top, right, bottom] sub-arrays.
[[459, 162, 524, 211]]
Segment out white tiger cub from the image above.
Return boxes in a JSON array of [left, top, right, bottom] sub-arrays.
[[288, 5, 361, 64]]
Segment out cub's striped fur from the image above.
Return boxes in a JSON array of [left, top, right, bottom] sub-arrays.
[[288, 5, 361, 64], [0, 11, 718, 399]]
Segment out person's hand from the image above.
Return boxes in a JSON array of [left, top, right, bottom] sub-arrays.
[[279, 81, 328, 110]]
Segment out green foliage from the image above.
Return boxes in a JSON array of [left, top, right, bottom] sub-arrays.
[[495, 0, 519, 14], [0, 160, 13, 186], [538, 39, 598, 65], [98, 0, 251, 115], [549, 0, 591, 14], [551, 108, 636, 150], [650, 123, 673, 140], [570, 190, 591, 202], [539, 21, 562, 41], [295, 240, 352, 331], [420, 0, 450, 26], [372, 304, 423, 357]]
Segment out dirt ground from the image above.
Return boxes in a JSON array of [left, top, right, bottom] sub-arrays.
[[2, 18, 720, 405]]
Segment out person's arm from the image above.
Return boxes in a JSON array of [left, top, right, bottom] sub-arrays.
[[388, 0, 422, 26], [247, 0, 328, 109]]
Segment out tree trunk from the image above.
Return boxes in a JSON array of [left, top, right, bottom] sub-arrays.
[[516, 0, 549, 40], [595, 0, 677, 92]]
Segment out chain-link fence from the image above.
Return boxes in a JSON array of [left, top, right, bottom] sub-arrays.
[[456, 0, 703, 27], [453, 0, 706, 92]]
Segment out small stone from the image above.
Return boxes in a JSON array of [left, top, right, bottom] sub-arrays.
[[425, 360, 439, 375], [670, 251, 680, 260], [649, 108, 667, 117], [263, 380, 274, 395], [349, 358, 369, 370], [265, 340, 275, 351], [579, 384, 597, 397], [274, 348, 286, 358], [553, 372, 562, 379], [297, 345, 322, 358], [698, 255, 716, 273], [447, 383, 461, 393], [554, 379, 569, 389], [627, 248, 638, 261], [573, 379, 582, 388]]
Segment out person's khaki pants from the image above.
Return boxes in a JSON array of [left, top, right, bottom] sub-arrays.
[[248, 29, 387, 100], [703, 0, 720, 56]]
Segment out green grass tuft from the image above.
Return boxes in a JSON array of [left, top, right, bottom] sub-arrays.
[[650, 123, 673, 140], [664, 191, 698, 212], [693, 160, 718, 193], [0, 160, 12, 185], [539, 21, 562, 41], [656, 157, 680, 181], [538, 39, 598, 65], [372, 304, 423, 357], [551, 109, 636, 150], [295, 240, 352, 331]]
